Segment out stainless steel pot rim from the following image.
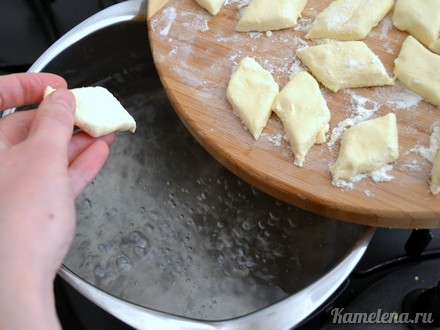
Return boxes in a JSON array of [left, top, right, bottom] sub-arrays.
[[59, 226, 374, 330], [2, 0, 147, 117]]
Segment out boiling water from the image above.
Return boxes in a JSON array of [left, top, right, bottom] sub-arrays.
[[50, 20, 364, 321], [65, 84, 362, 320]]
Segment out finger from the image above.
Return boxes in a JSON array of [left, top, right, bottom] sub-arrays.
[[68, 139, 110, 198], [28, 89, 75, 159], [0, 111, 35, 149], [68, 131, 116, 164], [0, 73, 67, 111]]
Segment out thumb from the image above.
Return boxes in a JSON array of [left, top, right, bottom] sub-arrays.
[[29, 89, 76, 152]]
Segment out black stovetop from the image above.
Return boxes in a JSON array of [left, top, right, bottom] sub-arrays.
[[2, 2, 440, 329]]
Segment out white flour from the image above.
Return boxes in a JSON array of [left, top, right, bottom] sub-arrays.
[[152, 6, 177, 36], [415, 126, 440, 163], [332, 164, 395, 189], [327, 91, 380, 149]]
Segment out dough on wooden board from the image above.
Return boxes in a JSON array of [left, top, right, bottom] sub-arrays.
[[430, 150, 440, 195], [296, 41, 394, 92], [236, 0, 308, 32], [272, 71, 330, 167], [392, 0, 440, 48], [331, 113, 399, 181], [226, 57, 279, 140], [394, 35, 440, 108], [306, 0, 394, 41], [194, 0, 225, 15], [44, 86, 136, 138]]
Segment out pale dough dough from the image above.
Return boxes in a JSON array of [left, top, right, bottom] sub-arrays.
[[306, 0, 394, 41], [430, 39, 440, 55], [296, 41, 394, 92], [430, 150, 440, 195], [236, 0, 308, 32], [392, 0, 440, 48], [44, 86, 136, 138], [394, 35, 440, 107], [331, 113, 399, 181], [194, 0, 225, 15], [272, 71, 330, 167], [226, 57, 279, 140]]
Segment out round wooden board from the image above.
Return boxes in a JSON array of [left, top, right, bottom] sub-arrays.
[[147, 0, 440, 228]]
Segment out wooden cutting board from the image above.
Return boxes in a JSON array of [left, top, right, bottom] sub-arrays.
[[147, 0, 440, 228]]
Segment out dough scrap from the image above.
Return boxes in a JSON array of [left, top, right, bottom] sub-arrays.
[[331, 113, 399, 181], [306, 0, 394, 41], [392, 0, 440, 48], [44, 86, 136, 138], [430, 39, 440, 55], [236, 0, 308, 32], [430, 150, 440, 195], [296, 41, 394, 92], [272, 71, 330, 167], [226, 57, 279, 140], [394, 35, 440, 107], [194, 0, 225, 15]]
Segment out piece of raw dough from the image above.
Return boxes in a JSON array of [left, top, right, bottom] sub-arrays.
[[272, 71, 330, 167], [236, 0, 308, 32], [44, 86, 136, 138], [392, 0, 440, 48], [226, 57, 279, 140], [430, 39, 440, 55], [305, 0, 394, 41], [394, 35, 440, 107], [330, 113, 399, 181], [296, 41, 394, 92], [194, 0, 225, 15], [430, 150, 440, 195]]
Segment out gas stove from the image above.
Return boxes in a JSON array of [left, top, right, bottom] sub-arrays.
[[298, 228, 440, 329]]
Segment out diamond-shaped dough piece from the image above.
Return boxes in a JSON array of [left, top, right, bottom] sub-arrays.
[[305, 0, 394, 41], [330, 113, 399, 181], [430, 39, 440, 54], [296, 41, 394, 92], [194, 0, 225, 15], [272, 71, 330, 167], [44, 86, 136, 138], [394, 36, 440, 107], [226, 57, 279, 140], [392, 0, 440, 48], [236, 0, 308, 32], [430, 150, 440, 195]]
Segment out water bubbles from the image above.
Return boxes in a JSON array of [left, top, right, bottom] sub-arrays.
[[124, 231, 151, 259], [241, 220, 252, 231], [94, 265, 106, 278], [232, 227, 245, 239], [143, 223, 155, 234], [134, 246, 148, 258], [128, 231, 149, 247], [97, 243, 111, 254], [116, 255, 133, 273], [273, 246, 286, 258]]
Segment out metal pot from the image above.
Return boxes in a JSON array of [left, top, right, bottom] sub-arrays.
[[11, 1, 374, 329]]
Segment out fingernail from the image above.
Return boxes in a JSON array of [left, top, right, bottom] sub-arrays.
[[51, 89, 75, 113]]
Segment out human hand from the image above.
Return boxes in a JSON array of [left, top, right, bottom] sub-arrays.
[[0, 73, 115, 329]]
